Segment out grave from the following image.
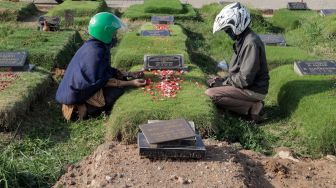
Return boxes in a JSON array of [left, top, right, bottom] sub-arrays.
[[140, 30, 170, 37], [64, 9, 74, 29], [38, 16, 60, 31], [144, 54, 184, 70], [138, 119, 206, 159], [287, 2, 308, 10], [294, 60, 336, 75], [0, 51, 33, 71], [259, 34, 286, 46], [320, 9, 336, 16], [151, 15, 174, 25]]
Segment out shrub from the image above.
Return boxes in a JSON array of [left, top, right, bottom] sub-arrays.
[[113, 23, 189, 70], [0, 1, 38, 22], [144, 0, 184, 14], [0, 26, 83, 70], [267, 65, 336, 156]]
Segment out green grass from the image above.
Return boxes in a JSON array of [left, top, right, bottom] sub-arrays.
[[0, 1, 38, 22], [272, 9, 319, 31], [266, 46, 318, 66], [113, 23, 189, 70], [107, 64, 218, 142], [0, 25, 83, 70], [46, 0, 108, 26], [0, 94, 106, 187], [123, 4, 197, 21], [0, 69, 52, 129], [265, 65, 336, 157], [143, 0, 184, 14]]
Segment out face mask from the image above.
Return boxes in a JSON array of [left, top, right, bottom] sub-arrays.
[[224, 28, 237, 40]]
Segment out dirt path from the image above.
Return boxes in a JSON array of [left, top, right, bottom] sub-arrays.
[[54, 140, 336, 188]]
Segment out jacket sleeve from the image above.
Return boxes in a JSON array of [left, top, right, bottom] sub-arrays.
[[226, 43, 260, 88]]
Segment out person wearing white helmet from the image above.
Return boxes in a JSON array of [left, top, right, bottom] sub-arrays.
[[205, 2, 270, 123]]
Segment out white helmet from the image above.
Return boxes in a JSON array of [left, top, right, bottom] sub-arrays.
[[213, 2, 251, 35]]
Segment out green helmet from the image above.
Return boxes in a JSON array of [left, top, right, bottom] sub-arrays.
[[88, 12, 125, 44]]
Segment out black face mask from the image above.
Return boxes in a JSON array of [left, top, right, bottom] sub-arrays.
[[224, 28, 237, 41]]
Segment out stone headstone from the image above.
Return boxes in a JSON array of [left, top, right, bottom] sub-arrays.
[[144, 54, 184, 70], [0, 51, 30, 71], [139, 119, 196, 144], [33, 0, 62, 4], [320, 9, 336, 16], [64, 9, 74, 28], [151, 15, 174, 25], [140, 30, 170, 37], [38, 16, 60, 31], [294, 60, 336, 75], [287, 2, 308, 10], [259, 34, 286, 46], [138, 133, 206, 159]]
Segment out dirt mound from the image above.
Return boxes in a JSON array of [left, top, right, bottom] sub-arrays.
[[54, 140, 336, 188]]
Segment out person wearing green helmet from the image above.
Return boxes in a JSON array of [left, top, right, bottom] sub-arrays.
[[56, 12, 146, 121]]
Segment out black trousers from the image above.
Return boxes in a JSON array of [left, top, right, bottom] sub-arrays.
[[86, 87, 124, 116]]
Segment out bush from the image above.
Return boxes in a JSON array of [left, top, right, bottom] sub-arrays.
[[123, 4, 197, 21], [0, 1, 38, 22], [113, 23, 189, 70], [0, 25, 83, 70], [267, 65, 336, 156], [144, 0, 184, 14], [106, 65, 218, 142]]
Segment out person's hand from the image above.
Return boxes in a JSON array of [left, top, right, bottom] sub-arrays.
[[207, 76, 228, 88], [132, 79, 146, 87]]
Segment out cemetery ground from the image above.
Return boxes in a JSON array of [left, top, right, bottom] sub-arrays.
[[0, 1, 336, 187]]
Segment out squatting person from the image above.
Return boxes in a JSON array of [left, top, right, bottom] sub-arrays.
[[56, 12, 146, 120], [205, 2, 270, 122]]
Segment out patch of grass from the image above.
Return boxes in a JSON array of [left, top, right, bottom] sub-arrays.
[[0, 69, 52, 129], [0, 90, 106, 187], [266, 46, 318, 66], [144, 0, 184, 14], [123, 4, 197, 21], [46, 0, 108, 26], [0, 1, 38, 22], [113, 23, 189, 70], [107, 64, 218, 143], [0, 25, 83, 70], [266, 65, 336, 157], [272, 9, 319, 31]]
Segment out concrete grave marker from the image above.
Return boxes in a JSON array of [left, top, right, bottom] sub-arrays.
[[287, 2, 308, 10], [259, 34, 286, 46], [138, 119, 206, 159], [144, 54, 184, 70], [320, 9, 336, 16], [0, 51, 32, 71], [140, 30, 170, 37], [294, 60, 336, 75], [64, 9, 74, 28], [151, 15, 174, 25]]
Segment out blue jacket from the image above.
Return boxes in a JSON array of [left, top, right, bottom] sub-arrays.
[[56, 38, 117, 105]]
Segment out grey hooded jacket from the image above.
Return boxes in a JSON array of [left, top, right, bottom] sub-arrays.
[[224, 28, 270, 95]]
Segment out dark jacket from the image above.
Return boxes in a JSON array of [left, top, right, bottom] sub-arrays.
[[56, 38, 118, 105], [224, 28, 269, 95]]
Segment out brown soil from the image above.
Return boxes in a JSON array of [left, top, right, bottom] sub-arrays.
[[54, 140, 336, 188]]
